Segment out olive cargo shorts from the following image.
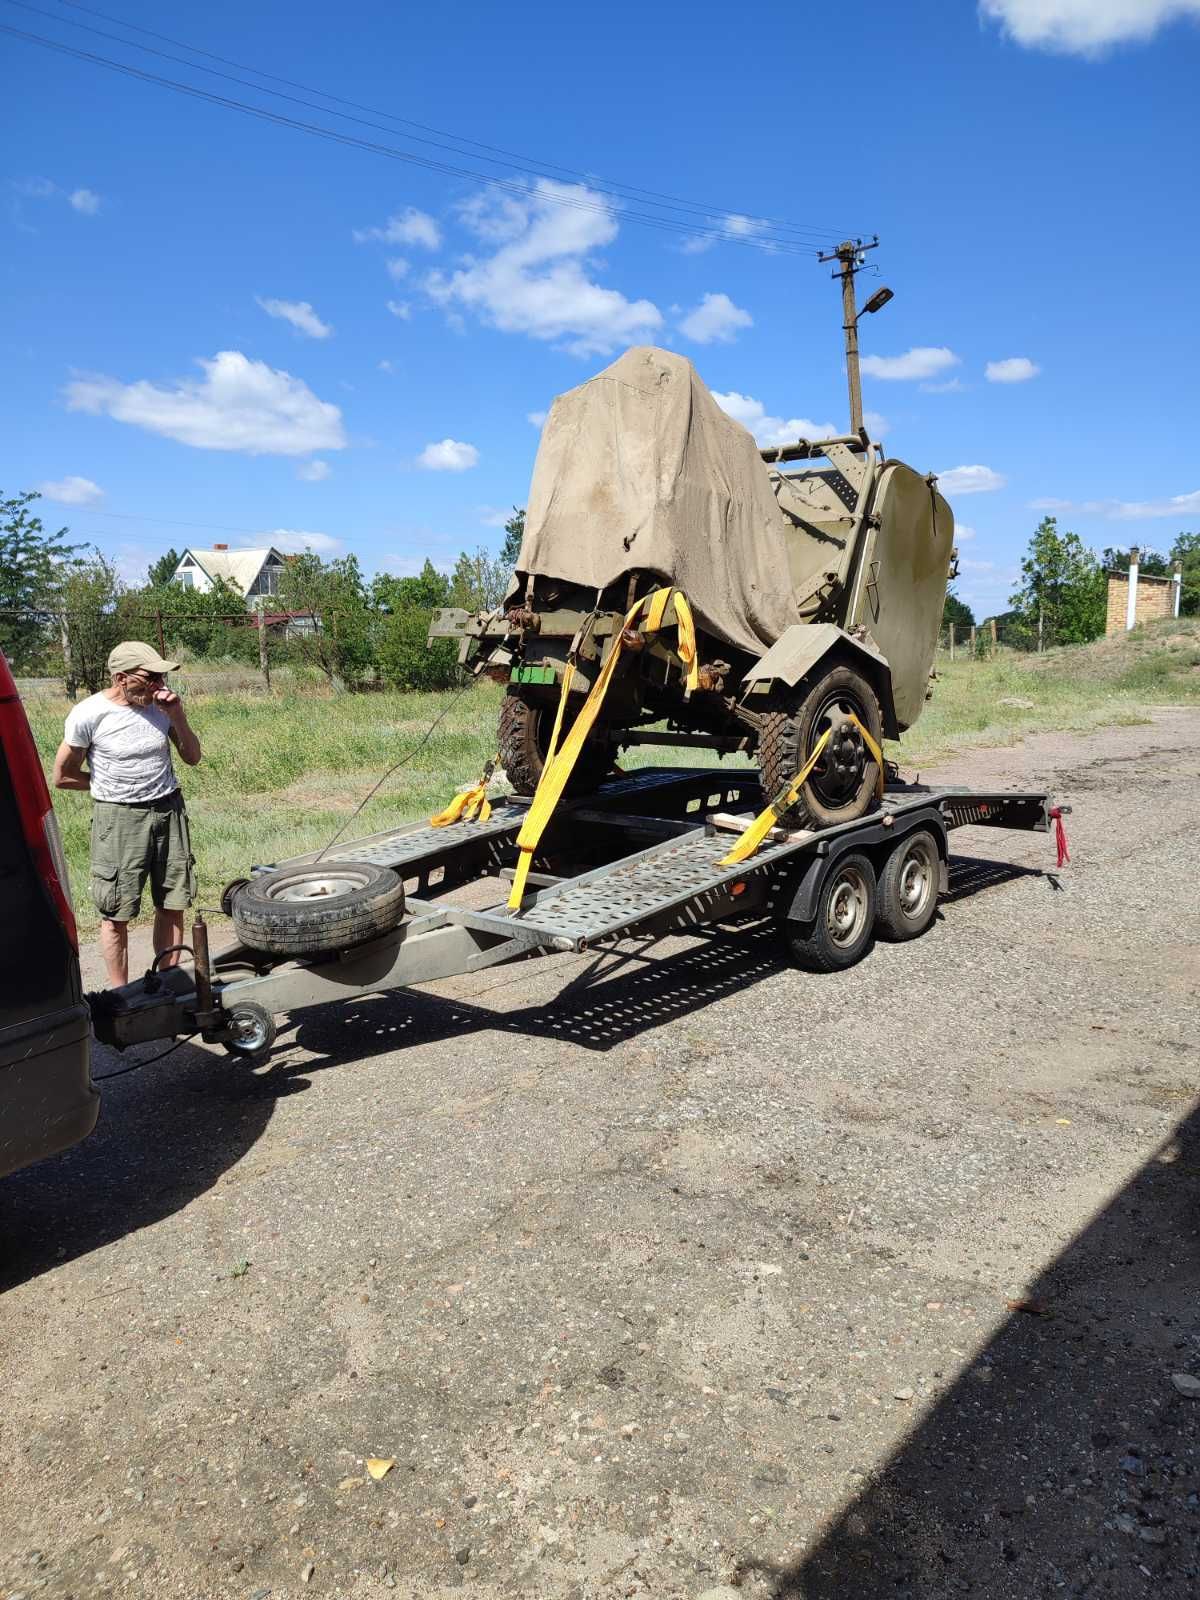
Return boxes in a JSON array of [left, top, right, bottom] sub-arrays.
[[90, 791, 197, 923]]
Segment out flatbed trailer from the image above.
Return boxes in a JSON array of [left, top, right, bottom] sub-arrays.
[[89, 767, 1066, 1064]]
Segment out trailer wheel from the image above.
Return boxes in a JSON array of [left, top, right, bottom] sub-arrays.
[[785, 851, 877, 972], [223, 1001, 277, 1063], [758, 665, 883, 829], [230, 861, 405, 957], [498, 690, 613, 797], [876, 828, 940, 941]]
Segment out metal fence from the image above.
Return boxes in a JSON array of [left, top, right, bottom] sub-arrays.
[[934, 621, 1070, 659]]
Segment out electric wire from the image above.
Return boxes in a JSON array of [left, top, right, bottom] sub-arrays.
[[45, 0, 857, 244], [2, 17, 841, 255], [311, 674, 477, 863], [92, 1030, 198, 1081]]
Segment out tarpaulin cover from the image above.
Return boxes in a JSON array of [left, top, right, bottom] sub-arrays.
[[515, 347, 803, 656]]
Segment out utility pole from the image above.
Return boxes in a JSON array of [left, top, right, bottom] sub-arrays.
[[818, 237, 880, 435]]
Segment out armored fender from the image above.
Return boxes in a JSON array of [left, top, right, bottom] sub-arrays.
[[741, 622, 900, 741]]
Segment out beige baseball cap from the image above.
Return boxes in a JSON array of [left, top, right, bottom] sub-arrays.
[[107, 641, 182, 676]]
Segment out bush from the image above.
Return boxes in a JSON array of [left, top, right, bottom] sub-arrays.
[[377, 609, 460, 692]]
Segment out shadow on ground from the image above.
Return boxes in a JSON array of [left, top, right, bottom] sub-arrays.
[[0, 852, 1049, 1291], [736, 1103, 1200, 1597]]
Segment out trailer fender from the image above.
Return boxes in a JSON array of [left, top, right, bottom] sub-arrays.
[[779, 811, 949, 925], [743, 623, 900, 740]]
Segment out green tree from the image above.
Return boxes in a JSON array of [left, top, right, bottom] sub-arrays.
[[1100, 546, 1170, 577], [1170, 531, 1200, 616], [942, 588, 975, 629], [449, 546, 509, 612], [500, 507, 525, 570], [279, 552, 375, 687], [0, 490, 84, 672], [370, 559, 450, 613], [133, 574, 251, 658], [376, 611, 459, 691], [59, 554, 126, 694], [1009, 516, 1106, 647], [146, 547, 182, 587]]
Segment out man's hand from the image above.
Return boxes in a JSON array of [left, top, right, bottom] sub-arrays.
[[156, 689, 203, 766]]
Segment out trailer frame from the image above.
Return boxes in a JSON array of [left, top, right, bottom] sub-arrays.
[[88, 766, 1064, 1063]]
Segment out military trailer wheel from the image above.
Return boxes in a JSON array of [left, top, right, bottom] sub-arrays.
[[223, 1001, 277, 1063], [230, 861, 405, 957], [876, 828, 940, 942], [758, 665, 883, 830], [785, 851, 877, 973], [497, 690, 613, 797]]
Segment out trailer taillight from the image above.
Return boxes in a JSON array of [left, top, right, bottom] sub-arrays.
[[0, 653, 78, 950]]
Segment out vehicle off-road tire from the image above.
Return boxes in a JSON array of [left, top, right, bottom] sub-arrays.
[[758, 665, 884, 830], [497, 690, 613, 797], [230, 861, 405, 957]]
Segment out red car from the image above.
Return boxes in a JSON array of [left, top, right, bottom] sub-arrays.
[[0, 650, 97, 1177]]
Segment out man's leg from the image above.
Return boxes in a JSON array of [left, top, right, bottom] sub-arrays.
[[153, 907, 185, 966], [98, 917, 129, 988]]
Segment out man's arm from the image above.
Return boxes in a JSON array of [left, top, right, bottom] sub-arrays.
[[53, 741, 91, 791], [157, 690, 202, 766]]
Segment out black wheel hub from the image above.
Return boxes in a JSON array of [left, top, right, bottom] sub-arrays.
[[810, 705, 867, 806]]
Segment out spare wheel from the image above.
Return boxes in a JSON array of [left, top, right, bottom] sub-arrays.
[[230, 860, 405, 957]]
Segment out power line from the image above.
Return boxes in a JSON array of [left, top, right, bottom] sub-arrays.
[[3, 12, 848, 255], [55, 507, 286, 537], [45, 0, 856, 245]]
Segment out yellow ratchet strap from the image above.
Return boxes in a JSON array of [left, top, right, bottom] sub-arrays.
[[506, 587, 699, 909], [429, 757, 497, 828], [718, 712, 885, 867]]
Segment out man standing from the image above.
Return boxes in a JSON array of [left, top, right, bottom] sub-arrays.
[[53, 642, 202, 988]]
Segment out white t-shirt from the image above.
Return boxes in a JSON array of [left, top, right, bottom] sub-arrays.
[[64, 692, 179, 804]]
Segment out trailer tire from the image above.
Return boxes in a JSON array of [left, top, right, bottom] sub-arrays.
[[876, 828, 940, 942], [498, 690, 613, 797], [784, 851, 877, 972], [758, 665, 883, 829], [230, 861, 405, 957]]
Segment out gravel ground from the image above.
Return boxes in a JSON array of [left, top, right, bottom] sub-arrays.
[[1, 709, 1197, 1600]]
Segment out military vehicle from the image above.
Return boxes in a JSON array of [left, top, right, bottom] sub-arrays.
[[431, 340, 956, 830]]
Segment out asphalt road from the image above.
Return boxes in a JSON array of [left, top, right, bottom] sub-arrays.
[[2, 710, 1198, 1600]]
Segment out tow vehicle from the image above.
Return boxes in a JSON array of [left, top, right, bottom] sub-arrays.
[[88, 765, 1067, 1066]]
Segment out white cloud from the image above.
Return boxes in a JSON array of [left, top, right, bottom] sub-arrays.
[[378, 359, 396, 374], [353, 207, 441, 248], [959, 558, 996, 571], [251, 528, 343, 555], [955, 524, 977, 541], [386, 299, 412, 320], [985, 356, 1040, 383], [478, 506, 511, 528], [937, 465, 1006, 495], [723, 213, 764, 238], [678, 292, 753, 345], [712, 390, 837, 447], [297, 459, 331, 482], [68, 188, 102, 216], [863, 409, 890, 438], [379, 552, 430, 577], [921, 377, 967, 394], [417, 438, 479, 472], [527, 409, 548, 427], [386, 257, 410, 281], [36, 474, 104, 506], [980, 0, 1200, 56], [680, 234, 717, 256], [66, 350, 347, 456], [426, 179, 662, 357], [1036, 489, 1200, 521], [256, 297, 333, 339], [861, 346, 960, 381]]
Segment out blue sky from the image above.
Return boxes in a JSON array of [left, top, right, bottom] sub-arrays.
[[3, 0, 1198, 618]]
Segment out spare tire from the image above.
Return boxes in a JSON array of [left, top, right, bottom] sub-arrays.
[[230, 860, 405, 957]]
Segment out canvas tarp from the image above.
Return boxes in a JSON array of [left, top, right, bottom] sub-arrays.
[[515, 346, 805, 657]]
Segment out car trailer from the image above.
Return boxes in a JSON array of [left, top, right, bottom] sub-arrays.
[[88, 767, 1068, 1065]]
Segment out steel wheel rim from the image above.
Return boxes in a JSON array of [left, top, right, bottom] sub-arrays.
[[229, 1008, 271, 1052], [808, 689, 873, 808], [827, 865, 870, 948], [265, 869, 372, 903], [897, 837, 936, 922]]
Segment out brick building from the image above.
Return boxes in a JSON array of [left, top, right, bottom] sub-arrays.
[[1105, 567, 1177, 636]]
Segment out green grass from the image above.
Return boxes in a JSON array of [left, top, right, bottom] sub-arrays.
[[25, 617, 1199, 938]]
